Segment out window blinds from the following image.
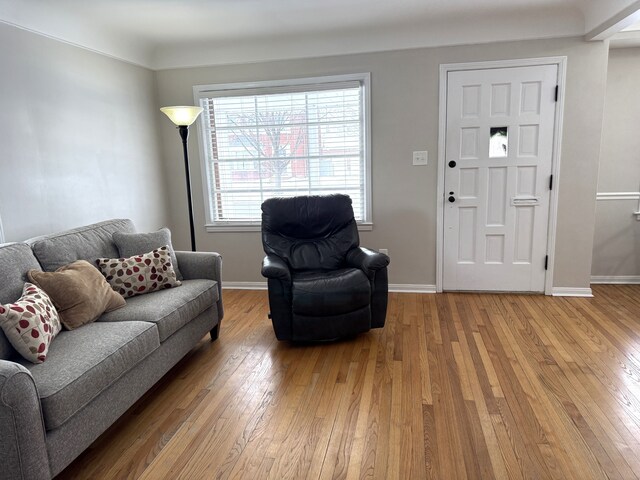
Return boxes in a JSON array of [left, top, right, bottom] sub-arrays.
[[198, 80, 367, 224]]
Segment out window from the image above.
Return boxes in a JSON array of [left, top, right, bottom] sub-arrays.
[[194, 74, 371, 230]]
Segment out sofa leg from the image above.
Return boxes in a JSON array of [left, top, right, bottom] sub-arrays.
[[210, 323, 220, 341]]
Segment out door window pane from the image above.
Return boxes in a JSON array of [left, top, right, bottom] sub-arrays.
[[489, 127, 508, 157]]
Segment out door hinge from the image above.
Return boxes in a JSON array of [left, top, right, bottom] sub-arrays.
[[554, 85, 559, 102], [549, 174, 553, 191], [544, 255, 549, 271]]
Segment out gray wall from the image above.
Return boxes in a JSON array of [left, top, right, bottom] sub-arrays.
[[0, 23, 168, 241], [592, 47, 640, 278], [0, 22, 614, 287], [156, 36, 608, 289]]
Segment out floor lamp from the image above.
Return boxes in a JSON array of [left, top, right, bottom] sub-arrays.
[[160, 106, 203, 252]]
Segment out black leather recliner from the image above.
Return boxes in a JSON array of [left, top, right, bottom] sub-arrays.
[[260, 194, 390, 341]]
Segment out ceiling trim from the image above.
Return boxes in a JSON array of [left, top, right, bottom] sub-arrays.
[[585, 0, 640, 40], [8, 0, 638, 70], [0, 19, 153, 69], [151, 16, 583, 70]]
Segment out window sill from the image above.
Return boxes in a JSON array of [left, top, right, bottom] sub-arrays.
[[205, 222, 373, 233]]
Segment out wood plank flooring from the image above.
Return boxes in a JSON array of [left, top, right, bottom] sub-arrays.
[[58, 285, 640, 479]]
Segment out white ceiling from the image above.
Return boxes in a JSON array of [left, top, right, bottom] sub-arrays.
[[622, 19, 640, 31], [0, 0, 638, 69]]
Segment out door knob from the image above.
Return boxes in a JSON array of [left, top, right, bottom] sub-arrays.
[[448, 160, 457, 168], [448, 195, 456, 203]]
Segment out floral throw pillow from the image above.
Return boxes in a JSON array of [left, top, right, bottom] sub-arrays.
[[96, 246, 181, 298], [0, 283, 62, 363]]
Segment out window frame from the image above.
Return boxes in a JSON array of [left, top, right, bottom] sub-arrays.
[[192, 73, 372, 232]]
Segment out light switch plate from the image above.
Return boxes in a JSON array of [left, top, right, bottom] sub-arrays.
[[413, 151, 428, 166]]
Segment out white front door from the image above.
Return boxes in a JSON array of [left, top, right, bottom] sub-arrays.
[[443, 64, 558, 292]]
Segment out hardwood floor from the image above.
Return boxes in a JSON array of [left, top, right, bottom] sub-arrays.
[[58, 285, 640, 479]]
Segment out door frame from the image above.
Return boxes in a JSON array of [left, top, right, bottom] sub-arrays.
[[436, 56, 567, 295]]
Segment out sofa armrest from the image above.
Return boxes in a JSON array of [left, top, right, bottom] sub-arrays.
[[0, 360, 50, 480], [261, 255, 291, 282], [346, 247, 390, 278], [175, 251, 224, 321]]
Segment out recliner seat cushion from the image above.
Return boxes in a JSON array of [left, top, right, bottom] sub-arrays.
[[24, 321, 159, 430], [98, 279, 218, 342], [292, 268, 371, 316]]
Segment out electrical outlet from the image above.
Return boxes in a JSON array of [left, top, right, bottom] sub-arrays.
[[379, 248, 389, 255], [412, 151, 428, 166]]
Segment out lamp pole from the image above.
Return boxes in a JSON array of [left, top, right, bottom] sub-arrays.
[[160, 106, 203, 252], [178, 125, 196, 251]]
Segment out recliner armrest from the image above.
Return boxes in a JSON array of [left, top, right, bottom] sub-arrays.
[[262, 255, 291, 282], [346, 247, 390, 278]]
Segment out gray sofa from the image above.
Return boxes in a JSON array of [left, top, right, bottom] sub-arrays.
[[0, 219, 224, 480]]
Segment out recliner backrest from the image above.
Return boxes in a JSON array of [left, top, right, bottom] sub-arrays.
[[261, 194, 359, 271]]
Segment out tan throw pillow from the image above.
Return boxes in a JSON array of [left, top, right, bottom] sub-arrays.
[[0, 283, 62, 363], [28, 260, 126, 330], [96, 246, 181, 298]]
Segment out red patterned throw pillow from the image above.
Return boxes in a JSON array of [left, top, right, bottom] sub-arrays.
[[0, 283, 62, 363], [96, 245, 181, 298]]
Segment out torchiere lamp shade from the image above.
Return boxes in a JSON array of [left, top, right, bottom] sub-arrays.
[[160, 106, 203, 126]]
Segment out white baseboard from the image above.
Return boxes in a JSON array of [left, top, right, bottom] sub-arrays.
[[551, 287, 593, 297], [222, 281, 436, 293], [223, 281, 267, 290], [389, 284, 437, 293], [224, 282, 596, 297], [591, 275, 640, 284]]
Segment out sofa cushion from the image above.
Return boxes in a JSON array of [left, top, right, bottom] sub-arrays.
[[292, 268, 371, 316], [99, 279, 218, 342], [0, 283, 62, 363], [24, 321, 159, 430], [28, 219, 135, 272], [112, 228, 183, 280], [28, 260, 126, 330], [0, 243, 43, 360]]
